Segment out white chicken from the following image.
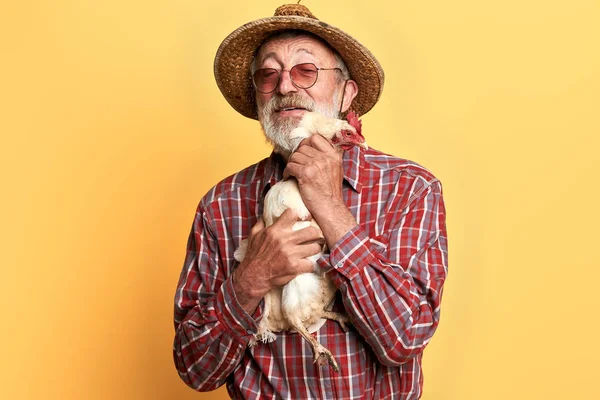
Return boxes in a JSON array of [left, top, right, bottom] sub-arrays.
[[234, 111, 366, 372]]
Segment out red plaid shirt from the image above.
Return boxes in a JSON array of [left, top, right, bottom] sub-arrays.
[[173, 146, 448, 399]]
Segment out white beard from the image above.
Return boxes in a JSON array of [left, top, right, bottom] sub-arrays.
[[257, 92, 340, 157]]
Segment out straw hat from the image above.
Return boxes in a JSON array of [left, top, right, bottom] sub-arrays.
[[214, 3, 384, 120]]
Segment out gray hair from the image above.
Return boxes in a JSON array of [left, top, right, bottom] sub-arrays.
[[250, 30, 350, 83]]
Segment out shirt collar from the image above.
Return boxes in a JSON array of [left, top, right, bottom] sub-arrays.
[[261, 146, 364, 193], [262, 152, 285, 191], [342, 146, 365, 192]]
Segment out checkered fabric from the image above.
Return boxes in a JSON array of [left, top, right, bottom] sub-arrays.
[[174, 145, 448, 399]]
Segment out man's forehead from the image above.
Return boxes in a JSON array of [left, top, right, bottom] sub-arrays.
[[256, 34, 335, 63]]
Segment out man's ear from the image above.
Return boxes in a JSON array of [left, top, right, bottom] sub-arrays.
[[340, 80, 358, 113]]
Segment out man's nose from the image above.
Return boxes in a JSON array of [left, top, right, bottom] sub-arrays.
[[277, 70, 298, 96]]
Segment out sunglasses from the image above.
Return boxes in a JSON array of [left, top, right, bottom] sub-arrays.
[[252, 63, 341, 94]]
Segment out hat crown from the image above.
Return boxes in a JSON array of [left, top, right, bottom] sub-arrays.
[[274, 4, 317, 19]]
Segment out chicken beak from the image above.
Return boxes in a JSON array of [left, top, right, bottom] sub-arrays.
[[359, 141, 369, 150]]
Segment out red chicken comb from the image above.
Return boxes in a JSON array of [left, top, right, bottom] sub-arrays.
[[346, 111, 363, 138]]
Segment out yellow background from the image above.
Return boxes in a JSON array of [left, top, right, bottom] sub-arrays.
[[1, 0, 599, 399]]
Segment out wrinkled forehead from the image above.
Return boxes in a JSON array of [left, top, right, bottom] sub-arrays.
[[254, 31, 337, 66]]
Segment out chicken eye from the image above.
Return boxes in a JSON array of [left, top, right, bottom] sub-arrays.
[[345, 131, 351, 137]]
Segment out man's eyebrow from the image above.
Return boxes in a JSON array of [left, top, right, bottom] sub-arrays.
[[259, 52, 279, 64], [259, 48, 315, 65]]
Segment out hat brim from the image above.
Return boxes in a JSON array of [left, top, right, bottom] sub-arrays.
[[214, 15, 384, 120]]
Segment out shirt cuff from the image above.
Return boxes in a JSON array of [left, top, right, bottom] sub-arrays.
[[318, 225, 376, 286], [213, 275, 263, 342]]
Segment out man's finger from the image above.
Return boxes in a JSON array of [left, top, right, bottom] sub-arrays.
[[274, 208, 300, 227], [304, 134, 336, 152], [292, 144, 321, 159], [250, 218, 265, 237], [295, 242, 324, 260], [297, 138, 309, 148], [294, 258, 317, 275], [287, 151, 311, 168], [292, 225, 324, 244], [283, 162, 300, 180]]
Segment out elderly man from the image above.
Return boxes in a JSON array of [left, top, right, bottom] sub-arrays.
[[173, 4, 448, 399]]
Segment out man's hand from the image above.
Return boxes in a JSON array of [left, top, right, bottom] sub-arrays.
[[232, 208, 323, 314], [284, 134, 345, 215], [283, 135, 358, 248]]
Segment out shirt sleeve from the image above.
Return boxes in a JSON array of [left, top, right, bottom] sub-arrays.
[[172, 205, 261, 391], [318, 180, 448, 366]]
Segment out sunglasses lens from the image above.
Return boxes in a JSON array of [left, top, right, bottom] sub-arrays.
[[253, 68, 279, 93], [291, 63, 318, 88]]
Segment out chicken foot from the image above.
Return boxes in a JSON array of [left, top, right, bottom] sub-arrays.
[[293, 321, 340, 372], [287, 309, 351, 373]]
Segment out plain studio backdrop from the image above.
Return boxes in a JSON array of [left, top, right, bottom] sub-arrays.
[[1, 1, 599, 399]]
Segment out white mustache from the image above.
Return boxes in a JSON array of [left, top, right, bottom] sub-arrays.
[[265, 94, 315, 113]]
